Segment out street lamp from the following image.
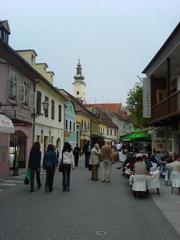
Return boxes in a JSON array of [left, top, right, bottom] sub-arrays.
[[32, 99, 49, 118], [42, 99, 49, 113], [32, 99, 49, 143]]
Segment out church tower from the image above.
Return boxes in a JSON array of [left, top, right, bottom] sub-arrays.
[[72, 59, 86, 103]]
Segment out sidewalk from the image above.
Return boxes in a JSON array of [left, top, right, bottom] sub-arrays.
[[151, 179, 180, 236]]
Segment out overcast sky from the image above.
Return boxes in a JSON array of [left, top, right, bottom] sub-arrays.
[[1, 0, 180, 105]]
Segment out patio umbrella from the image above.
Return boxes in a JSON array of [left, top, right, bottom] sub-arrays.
[[120, 131, 151, 142]]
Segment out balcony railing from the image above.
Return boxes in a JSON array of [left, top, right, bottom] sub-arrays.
[[151, 90, 180, 122]]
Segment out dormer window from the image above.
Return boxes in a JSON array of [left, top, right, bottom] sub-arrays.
[[0, 20, 10, 44], [31, 55, 35, 65], [0, 29, 8, 44]]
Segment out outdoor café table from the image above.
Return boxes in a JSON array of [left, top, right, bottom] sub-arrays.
[[146, 170, 160, 190]]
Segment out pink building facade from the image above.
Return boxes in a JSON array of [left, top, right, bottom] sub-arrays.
[[0, 21, 41, 177]]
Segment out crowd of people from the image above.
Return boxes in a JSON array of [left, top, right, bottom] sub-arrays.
[[115, 142, 180, 196], [27, 140, 180, 195], [27, 140, 116, 193]]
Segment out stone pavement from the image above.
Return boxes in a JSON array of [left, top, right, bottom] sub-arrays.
[[0, 158, 180, 240], [151, 179, 180, 236]]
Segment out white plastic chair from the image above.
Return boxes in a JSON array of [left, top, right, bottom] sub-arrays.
[[171, 171, 180, 193], [147, 170, 160, 194], [132, 175, 147, 192]]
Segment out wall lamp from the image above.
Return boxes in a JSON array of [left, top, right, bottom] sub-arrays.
[[32, 99, 49, 118]]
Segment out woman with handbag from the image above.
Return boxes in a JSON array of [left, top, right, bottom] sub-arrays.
[[60, 142, 75, 192], [28, 142, 42, 192]]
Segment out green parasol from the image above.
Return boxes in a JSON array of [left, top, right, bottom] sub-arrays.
[[120, 131, 151, 142]]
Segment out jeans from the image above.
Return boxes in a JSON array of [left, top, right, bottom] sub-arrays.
[[30, 168, 41, 191], [74, 155, 79, 167], [45, 166, 55, 191], [62, 164, 71, 190], [85, 153, 90, 168]]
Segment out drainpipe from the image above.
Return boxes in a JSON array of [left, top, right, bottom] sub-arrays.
[[167, 58, 171, 115], [32, 79, 40, 144]]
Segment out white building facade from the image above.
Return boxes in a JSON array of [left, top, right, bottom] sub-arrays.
[[17, 50, 65, 159]]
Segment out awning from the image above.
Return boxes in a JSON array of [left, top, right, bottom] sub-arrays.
[[120, 131, 151, 142], [0, 114, 14, 134]]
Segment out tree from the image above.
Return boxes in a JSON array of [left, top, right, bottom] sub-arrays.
[[126, 81, 150, 129]]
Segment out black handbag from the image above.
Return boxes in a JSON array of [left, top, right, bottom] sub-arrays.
[[58, 162, 63, 172], [24, 176, 29, 185], [58, 152, 64, 172]]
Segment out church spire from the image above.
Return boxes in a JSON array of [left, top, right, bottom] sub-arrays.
[[73, 58, 85, 82], [72, 59, 86, 103]]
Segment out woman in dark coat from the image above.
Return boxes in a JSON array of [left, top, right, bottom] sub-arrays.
[[28, 142, 41, 192], [43, 144, 58, 192]]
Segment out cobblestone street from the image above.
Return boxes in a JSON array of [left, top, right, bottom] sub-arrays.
[[0, 159, 180, 240]]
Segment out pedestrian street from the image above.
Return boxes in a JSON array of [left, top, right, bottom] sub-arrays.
[[0, 159, 180, 240]]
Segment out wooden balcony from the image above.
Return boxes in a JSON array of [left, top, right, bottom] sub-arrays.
[[151, 90, 180, 123]]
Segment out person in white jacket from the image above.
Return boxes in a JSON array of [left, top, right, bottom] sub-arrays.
[[61, 142, 75, 192], [89, 143, 101, 180]]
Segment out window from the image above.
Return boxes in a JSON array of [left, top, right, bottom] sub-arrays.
[[69, 121, 72, 131], [107, 129, 109, 135], [58, 105, 62, 122], [77, 91, 79, 95], [0, 30, 8, 44], [51, 100, 55, 120], [81, 120, 83, 131], [66, 120, 68, 130], [110, 129, 112, 136], [31, 55, 35, 65], [73, 122, 76, 132], [9, 71, 18, 100], [36, 135, 40, 142], [24, 81, 30, 105], [36, 91, 42, 115], [44, 96, 49, 117]]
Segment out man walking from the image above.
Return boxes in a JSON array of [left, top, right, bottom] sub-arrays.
[[83, 140, 91, 168], [73, 144, 81, 167], [101, 142, 113, 183]]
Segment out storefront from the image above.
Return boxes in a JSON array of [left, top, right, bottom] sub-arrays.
[[0, 114, 14, 177]]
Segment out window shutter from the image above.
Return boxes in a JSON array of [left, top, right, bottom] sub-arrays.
[[30, 91, 35, 109], [17, 84, 25, 103]]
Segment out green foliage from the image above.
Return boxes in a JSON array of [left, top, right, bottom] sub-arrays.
[[126, 81, 150, 129]]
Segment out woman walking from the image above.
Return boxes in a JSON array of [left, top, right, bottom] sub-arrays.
[[43, 144, 58, 192], [28, 142, 41, 192], [89, 143, 101, 181], [61, 142, 75, 192]]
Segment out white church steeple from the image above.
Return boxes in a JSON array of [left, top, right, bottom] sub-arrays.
[[72, 59, 86, 103]]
